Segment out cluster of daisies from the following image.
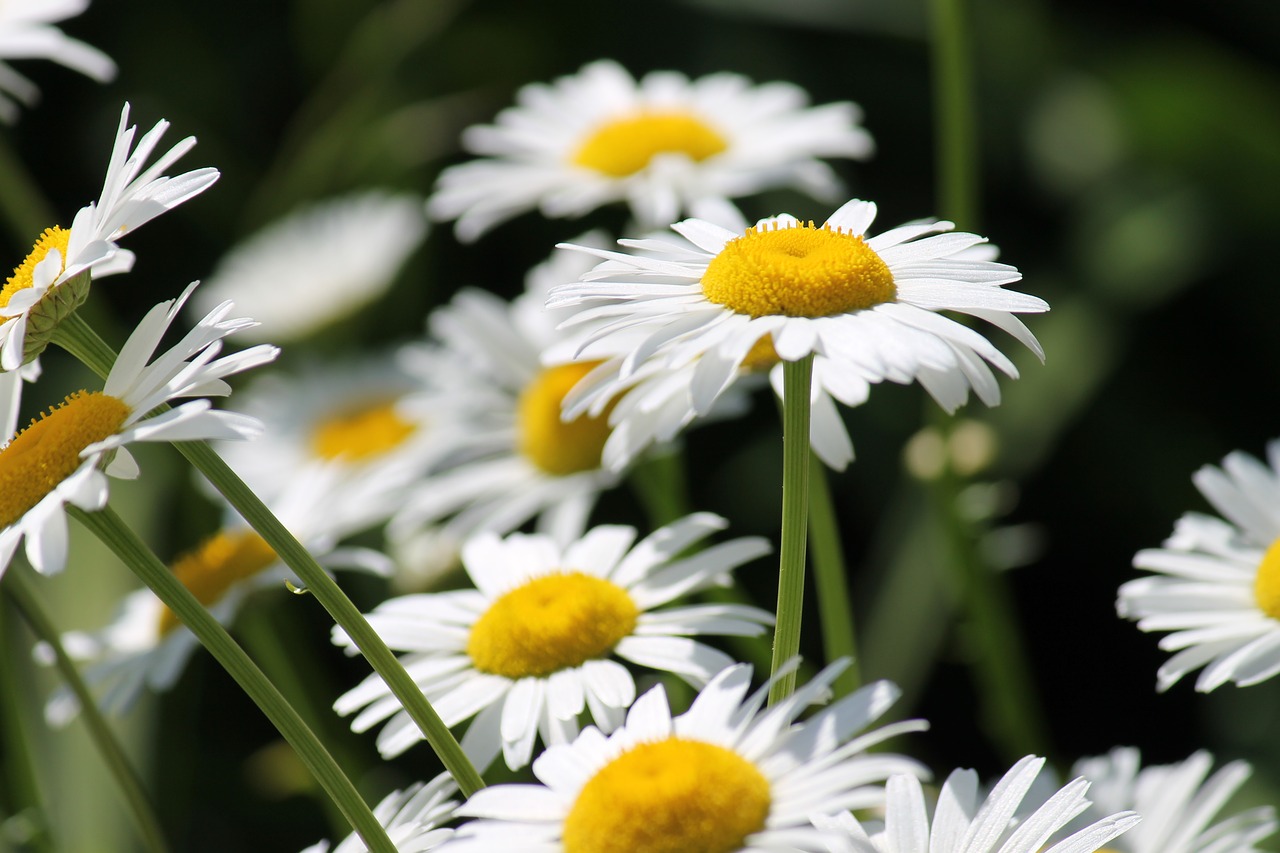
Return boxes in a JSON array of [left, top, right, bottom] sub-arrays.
[[2, 8, 1277, 851]]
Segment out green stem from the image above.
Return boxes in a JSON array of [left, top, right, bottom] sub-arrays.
[[930, 0, 979, 229], [807, 459, 860, 698], [0, 132, 58, 248], [70, 507, 397, 853], [0, 592, 54, 853], [50, 311, 485, 797], [3, 567, 169, 853], [628, 450, 691, 529], [768, 355, 813, 705]]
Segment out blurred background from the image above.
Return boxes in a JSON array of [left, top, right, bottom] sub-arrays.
[[2, 0, 1279, 849]]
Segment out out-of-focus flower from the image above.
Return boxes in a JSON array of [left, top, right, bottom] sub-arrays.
[[0, 0, 115, 122], [300, 772, 458, 853]]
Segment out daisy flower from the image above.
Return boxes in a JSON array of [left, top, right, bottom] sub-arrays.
[[1119, 439, 1280, 691], [427, 59, 873, 241], [300, 773, 459, 853], [333, 512, 774, 770], [549, 199, 1047, 450], [0, 0, 115, 122], [0, 282, 277, 578], [818, 755, 1139, 853], [41, 465, 392, 724], [438, 659, 926, 853], [191, 190, 428, 343]]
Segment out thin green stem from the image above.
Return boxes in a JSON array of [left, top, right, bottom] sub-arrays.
[[51, 310, 485, 797], [930, 0, 979, 229], [0, 132, 58, 247], [3, 567, 169, 853], [0, 593, 54, 853], [807, 459, 860, 698], [628, 450, 691, 529], [70, 506, 396, 853], [768, 355, 813, 705]]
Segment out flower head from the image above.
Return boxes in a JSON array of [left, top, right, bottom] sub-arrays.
[[0, 0, 115, 122], [300, 773, 459, 853]]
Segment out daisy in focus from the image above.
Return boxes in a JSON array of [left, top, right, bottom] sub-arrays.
[[191, 190, 428, 343], [438, 660, 926, 853], [0, 283, 276, 578], [300, 773, 459, 853], [333, 512, 773, 770], [0, 0, 115, 122], [427, 59, 874, 241], [1120, 440, 1280, 691], [818, 755, 1139, 853]]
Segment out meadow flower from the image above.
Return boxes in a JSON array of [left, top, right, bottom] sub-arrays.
[[438, 660, 925, 852], [1120, 440, 1280, 691], [333, 513, 773, 770], [818, 755, 1139, 853], [0, 0, 115, 122], [192, 190, 428, 343], [300, 773, 459, 853], [0, 283, 276, 577], [427, 59, 873, 241]]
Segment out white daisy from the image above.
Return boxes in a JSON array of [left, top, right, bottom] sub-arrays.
[[0, 0, 115, 122], [0, 282, 277, 578], [300, 772, 459, 853], [819, 755, 1139, 853], [191, 190, 428, 343], [333, 512, 774, 770], [549, 199, 1047, 447], [41, 464, 392, 725], [437, 659, 926, 853], [427, 59, 873, 241], [1119, 439, 1280, 691]]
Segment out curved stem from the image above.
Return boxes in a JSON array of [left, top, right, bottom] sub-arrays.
[[0, 590, 54, 853], [807, 459, 860, 698]]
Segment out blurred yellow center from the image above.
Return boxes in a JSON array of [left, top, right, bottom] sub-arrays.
[[0, 392, 129, 529], [574, 112, 728, 177], [2, 227, 68, 309], [1254, 538, 1280, 619], [466, 571, 638, 678], [309, 400, 415, 462], [158, 531, 278, 636], [702, 222, 896, 318], [562, 737, 771, 853], [517, 361, 613, 476], [739, 334, 780, 373]]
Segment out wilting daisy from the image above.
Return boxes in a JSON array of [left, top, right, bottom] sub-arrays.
[[0, 0, 115, 122], [192, 190, 428, 343], [817, 755, 1139, 853], [438, 659, 926, 852], [42, 465, 391, 724], [1120, 440, 1280, 691], [301, 773, 459, 853], [428, 59, 873, 241], [1, 102, 219, 371], [550, 200, 1047, 448], [334, 513, 773, 769], [0, 283, 276, 578]]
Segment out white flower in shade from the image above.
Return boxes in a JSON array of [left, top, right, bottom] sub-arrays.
[[333, 513, 773, 770], [438, 659, 926, 853], [427, 59, 874, 241], [1066, 747, 1276, 853], [550, 200, 1046, 457], [192, 191, 428, 343], [820, 756, 1139, 853], [41, 465, 392, 725], [0, 282, 277, 578], [1120, 440, 1280, 692], [0, 0, 115, 122], [301, 773, 459, 853]]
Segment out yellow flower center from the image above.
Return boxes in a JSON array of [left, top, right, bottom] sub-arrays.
[[466, 571, 638, 678], [517, 361, 613, 476], [157, 530, 279, 636], [573, 111, 728, 178], [309, 399, 415, 462], [2, 227, 68, 309], [702, 221, 897, 319], [0, 392, 130, 529], [1254, 537, 1280, 619], [562, 737, 772, 853]]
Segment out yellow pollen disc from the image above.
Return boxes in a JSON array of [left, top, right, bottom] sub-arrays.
[[562, 737, 771, 853], [573, 111, 728, 178], [309, 399, 415, 462], [739, 334, 780, 373], [517, 361, 614, 476], [158, 531, 278, 636], [702, 222, 897, 319], [466, 571, 638, 678], [0, 392, 130, 529], [1254, 538, 1280, 619], [2, 227, 69, 309]]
